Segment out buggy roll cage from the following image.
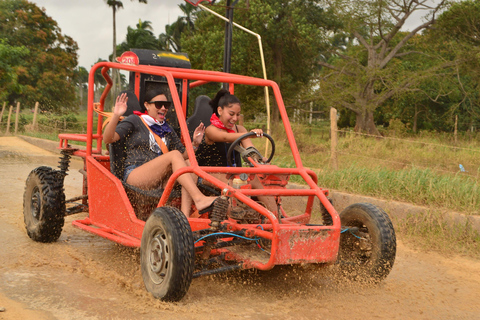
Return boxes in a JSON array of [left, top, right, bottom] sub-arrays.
[[58, 61, 340, 270]]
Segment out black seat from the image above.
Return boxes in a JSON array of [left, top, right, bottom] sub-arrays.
[[186, 95, 213, 139]]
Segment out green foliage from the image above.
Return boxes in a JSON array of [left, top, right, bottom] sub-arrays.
[[181, 0, 337, 120], [387, 118, 407, 137], [115, 21, 160, 57], [37, 114, 82, 132], [0, 0, 79, 112], [0, 39, 29, 101]]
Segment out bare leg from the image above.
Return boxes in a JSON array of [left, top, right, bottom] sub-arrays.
[[204, 173, 277, 214], [127, 150, 215, 214], [180, 160, 198, 216], [250, 176, 277, 213]]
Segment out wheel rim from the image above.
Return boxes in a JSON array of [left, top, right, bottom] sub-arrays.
[[341, 223, 373, 266], [148, 229, 170, 285], [30, 186, 41, 221]]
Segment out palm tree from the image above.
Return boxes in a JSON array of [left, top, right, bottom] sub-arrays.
[[104, 0, 147, 98], [115, 21, 160, 56], [158, 4, 199, 52], [178, 3, 198, 34]]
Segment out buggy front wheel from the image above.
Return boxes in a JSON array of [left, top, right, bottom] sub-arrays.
[[140, 206, 195, 302], [336, 203, 396, 283]]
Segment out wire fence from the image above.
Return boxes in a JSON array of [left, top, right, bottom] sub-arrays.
[[0, 102, 92, 136]]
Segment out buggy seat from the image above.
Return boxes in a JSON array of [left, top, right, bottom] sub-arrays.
[[186, 95, 213, 138]]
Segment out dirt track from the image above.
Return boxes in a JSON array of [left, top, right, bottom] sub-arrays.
[[1, 136, 479, 320]]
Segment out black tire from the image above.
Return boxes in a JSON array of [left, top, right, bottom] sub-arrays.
[[23, 166, 66, 243], [140, 206, 195, 302], [337, 203, 396, 283]]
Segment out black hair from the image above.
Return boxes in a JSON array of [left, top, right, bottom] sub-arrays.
[[209, 89, 241, 116], [143, 88, 168, 104]]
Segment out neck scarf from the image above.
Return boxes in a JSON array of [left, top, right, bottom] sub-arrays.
[[210, 113, 235, 133], [134, 111, 172, 138]]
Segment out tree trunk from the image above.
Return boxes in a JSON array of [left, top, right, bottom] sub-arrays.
[[354, 109, 380, 135], [271, 41, 282, 129], [413, 105, 418, 133], [111, 6, 118, 100]]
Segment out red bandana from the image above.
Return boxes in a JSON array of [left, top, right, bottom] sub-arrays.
[[210, 114, 235, 133]]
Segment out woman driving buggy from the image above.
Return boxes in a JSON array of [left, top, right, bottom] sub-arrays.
[[195, 89, 278, 214], [103, 88, 218, 217]]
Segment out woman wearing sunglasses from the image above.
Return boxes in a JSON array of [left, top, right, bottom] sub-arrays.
[[103, 88, 218, 217]]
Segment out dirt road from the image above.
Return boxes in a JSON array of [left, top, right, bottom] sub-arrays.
[[1, 136, 479, 320]]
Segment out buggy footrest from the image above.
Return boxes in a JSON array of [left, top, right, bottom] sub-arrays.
[[72, 218, 141, 247]]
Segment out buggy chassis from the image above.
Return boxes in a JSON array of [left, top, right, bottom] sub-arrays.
[[23, 57, 396, 301]]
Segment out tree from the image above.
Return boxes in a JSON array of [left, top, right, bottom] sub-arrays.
[[115, 20, 160, 57], [73, 66, 89, 109], [182, 0, 337, 122], [158, 4, 199, 52], [318, 0, 450, 134], [0, 0, 79, 112], [0, 39, 29, 102], [104, 0, 147, 99]]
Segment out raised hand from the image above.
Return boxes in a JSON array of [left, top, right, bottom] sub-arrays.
[[113, 93, 128, 117], [192, 122, 205, 147]]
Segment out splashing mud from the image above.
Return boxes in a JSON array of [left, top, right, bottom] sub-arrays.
[[0, 137, 479, 319]]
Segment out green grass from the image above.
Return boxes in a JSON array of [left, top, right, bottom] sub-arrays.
[[394, 209, 480, 258], [317, 165, 479, 214]]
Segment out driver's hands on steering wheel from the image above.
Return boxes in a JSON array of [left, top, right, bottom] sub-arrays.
[[250, 129, 264, 137], [227, 131, 275, 167]]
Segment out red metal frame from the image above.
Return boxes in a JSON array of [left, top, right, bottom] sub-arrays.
[[60, 61, 341, 269]]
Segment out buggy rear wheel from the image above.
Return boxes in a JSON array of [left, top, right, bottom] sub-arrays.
[[337, 203, 396, 283], [141, 206, 195, 302], [23, 166, 66, 243]]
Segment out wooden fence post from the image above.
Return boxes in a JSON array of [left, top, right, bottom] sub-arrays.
[[5, 105, 13, 135], [14, 102, 20, 135], [454, 115, 458, 145], [32, 102, 39, 130], [0, 102, 5, 123], [309, 102, 313, 125], [330, 107, 338, 170]]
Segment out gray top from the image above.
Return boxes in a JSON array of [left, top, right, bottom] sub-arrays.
[[115, 114, 185, 168]]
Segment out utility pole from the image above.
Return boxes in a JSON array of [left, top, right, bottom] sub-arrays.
[[223, 0, 238, 90]]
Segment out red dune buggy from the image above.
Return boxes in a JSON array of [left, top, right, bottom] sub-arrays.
[[23, 50, 396, 302]]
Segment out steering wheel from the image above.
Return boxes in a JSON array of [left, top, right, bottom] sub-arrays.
[[226, 132, 275, 167]]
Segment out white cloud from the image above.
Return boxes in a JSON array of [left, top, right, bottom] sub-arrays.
[[31, 0, 185, 69]]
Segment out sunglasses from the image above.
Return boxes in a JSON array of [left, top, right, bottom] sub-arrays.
[[148, 100, 172, 109]]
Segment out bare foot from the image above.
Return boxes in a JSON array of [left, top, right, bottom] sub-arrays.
[[195, 196, 218, 212]]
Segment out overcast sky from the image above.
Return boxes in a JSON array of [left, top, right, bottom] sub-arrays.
[[31, 0, 185, 70]]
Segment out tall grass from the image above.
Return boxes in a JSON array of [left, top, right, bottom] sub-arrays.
[[317, 165, 480, 214], [395, 210, 480, 257]]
